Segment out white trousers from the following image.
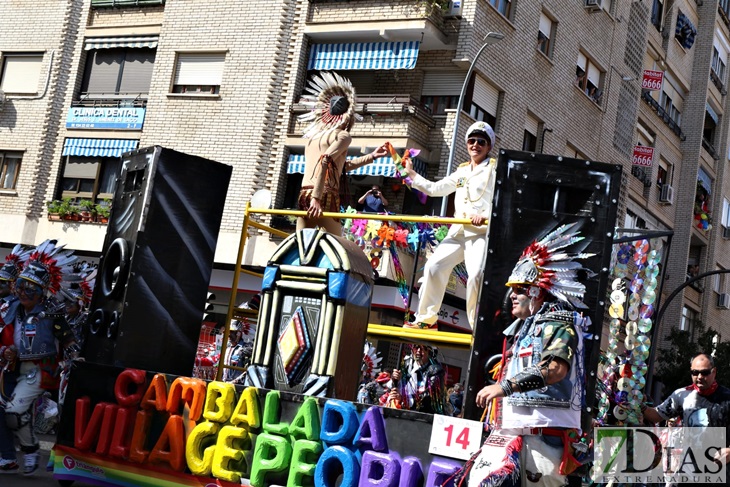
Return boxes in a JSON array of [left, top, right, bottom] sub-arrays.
[[4, 361, 43, 450], [414, 232, 487, 329]]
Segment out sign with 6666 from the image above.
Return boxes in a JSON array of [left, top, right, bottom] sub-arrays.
[[641, 70, 664, 91], [632, 145, 654, 167]]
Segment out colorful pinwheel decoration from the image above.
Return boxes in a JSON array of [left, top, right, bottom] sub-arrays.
[[385, 142, 428, 205]]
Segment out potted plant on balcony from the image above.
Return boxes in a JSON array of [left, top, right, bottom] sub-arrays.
[[95, 203, 111, 224], [79, 199, 96, 222], [46, 200, 63, 221], [61, 198, 80, 222]]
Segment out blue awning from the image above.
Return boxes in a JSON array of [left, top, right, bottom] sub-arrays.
[[62, 138, 138, 157], [307, 41, 420, 71], [84, 36, 159, 50], [287, 154, 427, 178]]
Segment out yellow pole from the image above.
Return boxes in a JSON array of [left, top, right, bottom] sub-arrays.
[[247, 208, 480, 226], [216, 202, 252, 381]]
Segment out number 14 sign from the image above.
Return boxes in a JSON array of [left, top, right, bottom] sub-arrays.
[[428, 415, 484, 460]]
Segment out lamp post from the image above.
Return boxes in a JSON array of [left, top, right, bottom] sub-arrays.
[[440, 31, 504, 216]]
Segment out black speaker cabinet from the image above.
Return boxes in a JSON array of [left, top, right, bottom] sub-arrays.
[[83, 146, 232, 376]]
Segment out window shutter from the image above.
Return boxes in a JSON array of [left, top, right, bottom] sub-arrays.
[[587, 63, 600, 86], [84, 50, 123, 94], [64, 159, 100, 179], [341, 71, 375, 95], [1, 55, 43, 94], [472, 75, 499, 116], [577, 52, 587, 70], [539, 13, 552, 38], [118, 49, 156, 95], [525, 114, 539, 136], [422, 71, 465, 95], [174, 53, 225, 86]]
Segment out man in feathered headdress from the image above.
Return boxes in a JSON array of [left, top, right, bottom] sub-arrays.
[[59, 264, 96, 348], [455, 223, 592, 487], [296, 72, 388, 235], [0, 244, 32, 473], [0, 240, 80, 475]]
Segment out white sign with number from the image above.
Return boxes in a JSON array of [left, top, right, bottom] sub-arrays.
[[428, 414, 484, 460]]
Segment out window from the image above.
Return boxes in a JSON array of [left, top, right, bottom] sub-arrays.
[[0, 53, 43, 95], [523, 114, 539, 152], [657, 159, 672, 187], [680, 306, 698, 334], [488, 0, 512, 19], [658, 82, 682, 126], [421, 71, 462, 116], [714, 267, 726, 294], [651, 0, 664, 32], [172, 52, 225, 95], [0, 151, 21, 190], [624, 209, 648, 230], [575, 52, 603, 105], [59, 156, 122, 202], [81, 48, 156, 98], [722, 197, 730, 228], [467, 75, 499, 127], [711, 46, 727, 86], [565, 143, 587, 160], [703, 105, 719, 151], [537, 12, 556, 58]]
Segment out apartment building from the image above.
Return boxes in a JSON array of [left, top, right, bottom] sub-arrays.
[[1, 0, 729, 373]]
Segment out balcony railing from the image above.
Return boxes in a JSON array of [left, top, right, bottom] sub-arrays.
[[720, 0, 730, 29], [710, 69, 725, 93], [91, 0, 164, 7], [292, 94, 434, 123], [702, 138, 720, 160], [641, 90, 686, 140], [73, 93, 148, 108]]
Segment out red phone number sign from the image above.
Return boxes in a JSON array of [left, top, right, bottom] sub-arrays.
[[632, 145, 654, 167], [642, 70, 664, 91]]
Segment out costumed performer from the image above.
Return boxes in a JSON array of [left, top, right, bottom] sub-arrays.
[[401, 121, 497, 330], [390, 343, 445, 414], [0, 240, 80, 476], [455, 223, 591, 487], [296, 72, 388, 235]]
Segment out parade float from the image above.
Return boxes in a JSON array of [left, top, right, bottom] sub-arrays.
[[50, 147, 671, 486]]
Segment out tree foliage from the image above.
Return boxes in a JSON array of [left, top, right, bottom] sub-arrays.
[[656, 322, 730, 396]]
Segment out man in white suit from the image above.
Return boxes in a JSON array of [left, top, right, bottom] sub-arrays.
[[403, 121, 497, 331]]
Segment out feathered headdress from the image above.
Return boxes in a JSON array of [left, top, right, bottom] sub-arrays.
[[361, 341, 382, 381], [59, 264, 96, 307], [298, 72, 361, 139], [18, 239, 78, 296], [506, 222, 594, 308], [0, 243, 33, 282]]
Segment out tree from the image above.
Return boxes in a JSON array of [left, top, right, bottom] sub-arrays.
[[656, 321, 730, 395]]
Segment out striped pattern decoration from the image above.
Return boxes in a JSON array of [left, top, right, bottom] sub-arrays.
[[287, 154, 428, 178], [84, 36, 159, 50], [307, 41, 420, 71], [62, 138, 138, 158]]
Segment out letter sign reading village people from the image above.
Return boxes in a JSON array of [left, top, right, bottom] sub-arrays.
[[66, 107, 146, 130], [641, 69, 664, 91], [632, 145, 654, 167]]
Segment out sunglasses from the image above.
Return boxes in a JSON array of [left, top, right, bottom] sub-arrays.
[[511, 286, 529, 296], [690, 369, 713, 376], [16, 281, 43, 298], [467, 138, 488, 147]]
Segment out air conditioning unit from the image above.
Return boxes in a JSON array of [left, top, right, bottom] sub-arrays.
[[584, 0, 602, 12], [723, 225, 730, 239], [659, 183, 674, 204], [717, 292, 730, 309], [445, 0, 462, 17]]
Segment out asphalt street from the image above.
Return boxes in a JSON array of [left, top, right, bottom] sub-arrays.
[[1, 435, 94, 487]]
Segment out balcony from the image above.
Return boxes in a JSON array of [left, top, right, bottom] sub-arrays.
[[91, 0, 164, 7], [306, 0, 455, 50], [288, 94, 436, 154], [720, 0, 730, 29], [710, 69, 725, 93], [641, 90, 686, 140]]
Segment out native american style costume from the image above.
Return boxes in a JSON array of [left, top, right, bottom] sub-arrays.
[[406, 121, 497, 330], [1, 240, 80, 474], [296, 72, 377, 235], [58, 263, 96, 348], [453, 223, 592, 487]]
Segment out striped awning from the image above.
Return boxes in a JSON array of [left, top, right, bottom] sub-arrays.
[[287, 154, 427, 178], [84, 36, 159, 50], [62, 138, 138, 157], [307, 41, 420, 71]]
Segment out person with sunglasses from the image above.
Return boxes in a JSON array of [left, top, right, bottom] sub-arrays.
[[643, 353, 730, 466], [0, 240, 80, 476], [453, 224, 592, 487], [401, 121, 497, 331]]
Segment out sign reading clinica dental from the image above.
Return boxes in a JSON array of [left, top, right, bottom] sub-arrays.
[[66, 107, 146, 130]]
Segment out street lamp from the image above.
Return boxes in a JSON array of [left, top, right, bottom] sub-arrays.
[[441, 31, 505, 216]]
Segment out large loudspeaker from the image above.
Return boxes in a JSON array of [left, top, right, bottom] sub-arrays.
[[83, 146, 232, 376]]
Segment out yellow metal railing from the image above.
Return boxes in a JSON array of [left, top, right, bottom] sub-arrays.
[[215, 204, 480, 380]]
